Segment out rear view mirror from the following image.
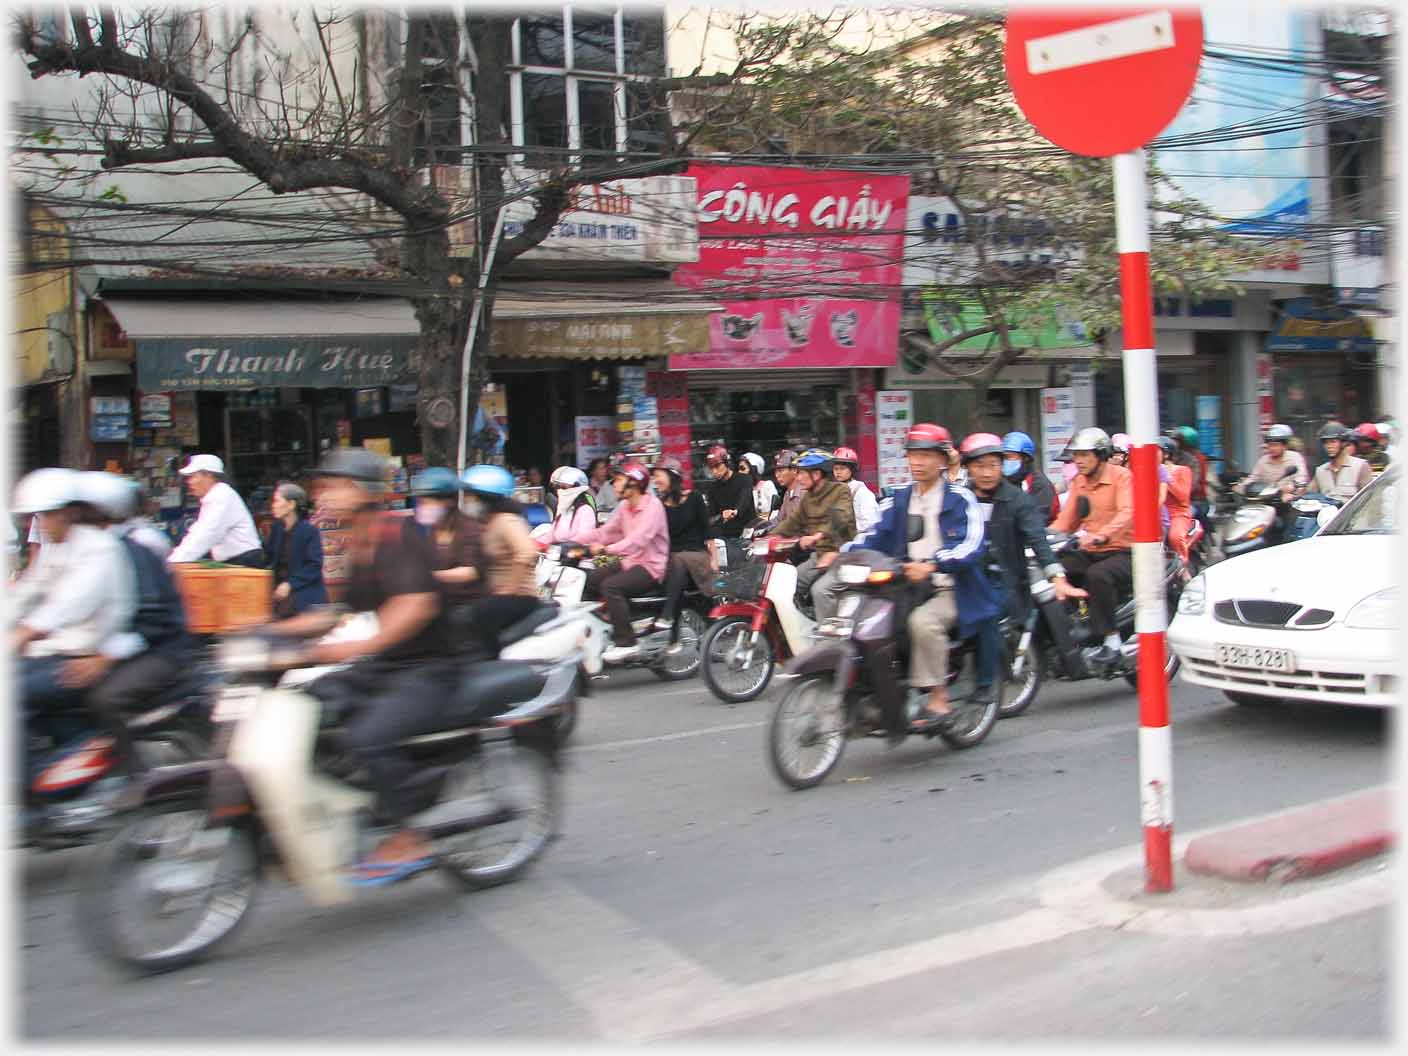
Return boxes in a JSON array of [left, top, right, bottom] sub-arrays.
[[1316, 507, 1337, 531], [907, 513, 925, 542], [1076, 496, 1091, 520]]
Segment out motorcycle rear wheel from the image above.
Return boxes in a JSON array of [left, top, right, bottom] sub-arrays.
[[79, 802, 258, 974], [702, 616, 776, 703], [439, 742, 557, 891], [652, 608, 705, 681], [768, 673, 847, 790]]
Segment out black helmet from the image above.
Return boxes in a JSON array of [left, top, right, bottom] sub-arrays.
[[1157, 436, 1179, 457], [1318, 421, 1352, 443], [314, 447, 390, 491]]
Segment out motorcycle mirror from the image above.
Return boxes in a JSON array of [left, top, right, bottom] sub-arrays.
[[907, 513, 925, 542], [1076, 496, 1091, 520], [1316, 506, 1337, 531]]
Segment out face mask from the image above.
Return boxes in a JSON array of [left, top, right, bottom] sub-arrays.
[[461, 496, 484, 519], [414, 502, 447, 527], [1002, 459, 1023, 478]]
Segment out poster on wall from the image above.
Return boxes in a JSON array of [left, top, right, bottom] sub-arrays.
[[574, 415, 615, 468], [1040, 387, 1076, 474], [651, 372, 693, 488], [670, 163, 910, 370], [875, 390, 913, 493], [1195, 394, 1224, 471]]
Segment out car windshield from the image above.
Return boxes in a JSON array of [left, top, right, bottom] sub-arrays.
[[1321, 467, 1399, 535]]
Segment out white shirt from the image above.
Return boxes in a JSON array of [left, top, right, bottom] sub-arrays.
[[11, 523, 136, 657], [168, 480, 262, 563], [1312, 456, 1373, 501], [753, 479, 778, 518], [846, 479, 881, 533]]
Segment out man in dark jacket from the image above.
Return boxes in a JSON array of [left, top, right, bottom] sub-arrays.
[[1001, 431, 1058, 525], [772, 449, 855, 608], [702, 444, 755, 538], [962, 435, 1081, 627]]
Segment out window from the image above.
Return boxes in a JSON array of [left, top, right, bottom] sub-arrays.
[[509, 3, 664, 163]]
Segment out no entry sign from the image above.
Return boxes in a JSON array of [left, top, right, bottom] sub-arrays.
[[1004, 8, 1204, 157]]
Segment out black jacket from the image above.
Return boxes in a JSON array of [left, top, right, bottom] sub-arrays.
[[704, 470, 756, 538], [117, 534, 193, 660], [974, 479, 1061, 620], [664, 490, 710, 552], [1017, 466, 1059, 525]]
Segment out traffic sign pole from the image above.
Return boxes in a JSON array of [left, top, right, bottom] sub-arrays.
[[1113, 148, 1173, 893]]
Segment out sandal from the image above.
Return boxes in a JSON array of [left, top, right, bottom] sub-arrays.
[[909, 707, 959, 734], [345, 855, 436, 887]]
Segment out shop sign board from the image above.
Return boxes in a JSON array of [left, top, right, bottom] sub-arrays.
[[670, 163, 910, 370], [574, 415, 616, 469], [136, 337, 417, 391], [1262, 297, 1377, 358], [138, 393, 172, 427], [651, 373, 693, 488], [438, 166, 699, 265], [1195, 394, 1224, 471], [1039, 386, 1077, 474], [875, 390, 914, 493], [489, 313, 708, 360]]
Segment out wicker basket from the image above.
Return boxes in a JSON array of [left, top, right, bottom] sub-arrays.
[[712, 560, 766, 601], [171, 564, 273, 634]]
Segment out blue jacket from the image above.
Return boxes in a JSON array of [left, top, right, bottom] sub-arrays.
[[842, 479, 1000, 639], [264, 518, 329, 613]]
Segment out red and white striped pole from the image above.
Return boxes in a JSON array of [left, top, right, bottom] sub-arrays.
[[1112, 148, 1173, 893]]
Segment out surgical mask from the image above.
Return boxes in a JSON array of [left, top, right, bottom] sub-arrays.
[[461, 496, 484, 519], [414, 502, 447, 526], [1002, 459, 1024, 478]]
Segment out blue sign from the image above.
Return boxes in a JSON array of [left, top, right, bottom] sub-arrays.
[[1263, 297, 1376, 357], [1195, 395, 1223, 472]]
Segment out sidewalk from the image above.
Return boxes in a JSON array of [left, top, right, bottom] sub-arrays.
[[1184, 785, 1395, 884]]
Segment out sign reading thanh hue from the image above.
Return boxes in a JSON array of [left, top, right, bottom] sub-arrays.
[[137, 338, 416, 391]]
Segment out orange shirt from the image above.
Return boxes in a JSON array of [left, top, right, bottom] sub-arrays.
[[1165, 463, 1193, 520], [1051, 462, 1134, 551]]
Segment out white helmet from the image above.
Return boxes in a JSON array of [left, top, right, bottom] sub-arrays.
[[11, 467, 83, 515], [741, 452, 766, 476], [550, 465, 589, 489], [76, 471, 139, 521]]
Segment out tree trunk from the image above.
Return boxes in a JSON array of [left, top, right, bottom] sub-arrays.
[[414, 293, 460, 467]]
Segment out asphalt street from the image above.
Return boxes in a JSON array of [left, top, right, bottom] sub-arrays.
[[18, 667, 1392, 1041]]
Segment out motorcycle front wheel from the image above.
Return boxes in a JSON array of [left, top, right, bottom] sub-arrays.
[[439, 741, 557, 891], [652, 608, 705, 681], [998, 634, 1043, 719], [79, 803, 259, 974], [1124, 649, 1182, 691], [767, 672, 847, 790], [702, 616, 776, 703]]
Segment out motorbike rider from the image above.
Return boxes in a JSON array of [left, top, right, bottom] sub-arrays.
[[167, 454, 265, 567], [10, 468, 136, 720], [1049, 428, 1134, 667], [260, 447, 456, 884], [703, 444, 755, 538], [454, 465, 543, 658], [1240, 424, 1308, 497], [960, 433, 1079, 697], [578, 462, 670, 663], [650, 457, 714, 651], [836, 424, 1000, 733], [410, 468, 485, 636], [1353, 422, 1391, 474], [1171, 426, 1210, 507], [1001, 431, 1058, 524], [586, 457, 618, 513], [1109, 433, 1131, 467], [831, 447, 881, 533], [1160, 437, 1195, 572], [1313, 422, 1374, 500], [774, 449, 803, 522], [742, 452, 778, 519], [769, 449, 856, 615], [537, 465, 599, 542], [58, 472, 195, 771]]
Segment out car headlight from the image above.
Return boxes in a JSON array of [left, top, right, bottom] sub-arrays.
[[1177, 574, 1207, 616], [1346, 588, 1398, 630]]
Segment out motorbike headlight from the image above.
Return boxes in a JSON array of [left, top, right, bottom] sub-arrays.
[[1346, 588, 1398, 630], [1177, 574, 1207, 616]]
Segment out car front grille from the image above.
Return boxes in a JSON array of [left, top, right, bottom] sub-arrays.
[[1213, 599, 1334, 629], [1185, 657, 1369, 695]]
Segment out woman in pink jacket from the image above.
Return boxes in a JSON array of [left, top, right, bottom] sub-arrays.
[[536, 465, 599, 543], [579, 462, 670, 663]]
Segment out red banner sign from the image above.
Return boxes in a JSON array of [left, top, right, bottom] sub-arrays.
[[669, 164, 909, 371]]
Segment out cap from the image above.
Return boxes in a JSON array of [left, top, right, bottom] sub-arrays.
[[179, 454, 225, 476]]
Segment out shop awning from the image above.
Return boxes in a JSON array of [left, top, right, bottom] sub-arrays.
[[106, 297, 421, 391], [488, 280, 720, 360]]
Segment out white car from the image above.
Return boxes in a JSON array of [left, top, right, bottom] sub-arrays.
[[1168, 465, 1399, 707]]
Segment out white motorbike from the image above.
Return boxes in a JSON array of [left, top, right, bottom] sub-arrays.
[[78, 635, 578, 974]]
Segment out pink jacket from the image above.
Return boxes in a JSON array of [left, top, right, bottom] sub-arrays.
[[548, 502, 598, 543], [582, 493, 669, 581]]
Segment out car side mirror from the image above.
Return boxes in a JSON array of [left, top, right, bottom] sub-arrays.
[[907, 513, 925, 542], [1316, 507, 1337, 531], [1076, 496, 1091, 520]]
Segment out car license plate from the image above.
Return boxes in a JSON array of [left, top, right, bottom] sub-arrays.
[[1215, 644, 1295, 673]]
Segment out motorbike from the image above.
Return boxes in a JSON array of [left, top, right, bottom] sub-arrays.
[[21, 666, 213, 851], [1213, 465, 1303, 558], [767, 547, 1002, 790], [78, 634, 578, 975], [1285, 492, 1344, 541], [535, 541, 708, 681], [701, 535, 818, 704]]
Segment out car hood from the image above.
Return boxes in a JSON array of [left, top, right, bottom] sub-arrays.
[[1201, 534, 1397, 615]]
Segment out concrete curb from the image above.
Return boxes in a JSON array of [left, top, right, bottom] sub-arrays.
[[1184, 785, 1396, 883]]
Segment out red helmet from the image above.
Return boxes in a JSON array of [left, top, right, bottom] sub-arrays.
[[618, 462, 649, 487], [904, 423, 952, 452], [832, 446, 860, 468], [1354, 422, 1382, 444], [959, 432, 1005, 463], [704, 444, 730, 466]]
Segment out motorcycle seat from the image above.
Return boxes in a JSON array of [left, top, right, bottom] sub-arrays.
[[496, 603, 560, 648], [439, 660, 548, 728]]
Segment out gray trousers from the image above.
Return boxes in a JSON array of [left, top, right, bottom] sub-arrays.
[[908, 588, 957, 689]]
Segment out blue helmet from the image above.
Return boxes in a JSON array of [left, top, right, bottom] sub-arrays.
[[410, 467, 461, 498], [1002, 431, 1036, 458], [795, 448, 833, 470], [459, 464, 516, 498]]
